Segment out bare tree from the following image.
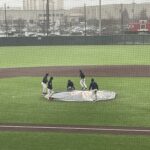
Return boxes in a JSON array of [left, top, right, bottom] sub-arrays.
[[122, 8, 129, 25]]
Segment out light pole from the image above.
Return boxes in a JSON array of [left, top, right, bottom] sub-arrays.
[[46, 0, 50, 36], [132, 0, 135, 22], [99, 0, 102, 36], [4, 4, 8, 37], [52, 1, 55, 34], [84, 3, 87, 36], [43, 0, 45, 10], [120, 3, 123, 34], [43, 0, 46, 35]]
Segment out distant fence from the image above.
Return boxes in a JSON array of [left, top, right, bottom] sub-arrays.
[[0, 35, 150, 46]]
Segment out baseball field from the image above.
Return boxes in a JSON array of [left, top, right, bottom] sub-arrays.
[[0, 45, 150, 150]]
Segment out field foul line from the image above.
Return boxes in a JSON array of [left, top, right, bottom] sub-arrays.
[[0, 125, 150, 134]]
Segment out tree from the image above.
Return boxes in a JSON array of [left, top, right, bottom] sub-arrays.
[[139, 9, 148, 20], [122, 8, 129, 25]]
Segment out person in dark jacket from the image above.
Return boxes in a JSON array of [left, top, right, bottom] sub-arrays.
[[67, 80, 75, 91], [89, 78, 99, 91], [47, 77, 54, 99], [79, 70, 87, 90], [89, 78, 99, 101], [41, 73, 49, 95]]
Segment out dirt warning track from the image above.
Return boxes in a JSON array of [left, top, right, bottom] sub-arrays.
[[0, 65, 150, 78], [0, 124, 150, 136]]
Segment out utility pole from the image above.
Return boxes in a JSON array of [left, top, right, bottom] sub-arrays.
[[43, 0, 46, 35], [84, 3, 87, 36], [120, 3, 123, 34], [132, 0, 135, 22], [4, 4, 8, 37], [52, 1, 55, 33], [99, 0, 102, 36], [46, 0, 50, 36]]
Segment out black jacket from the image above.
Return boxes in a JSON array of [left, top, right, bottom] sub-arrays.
[[48, 80, 53, 90], [42, 75, 48, 84], [80, 71, 85, 79], [89, 82, 99, 90], [67, 81, 75, 90]]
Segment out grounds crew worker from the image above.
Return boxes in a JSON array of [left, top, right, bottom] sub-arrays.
[[89, 78, 99, 100], [41, 73, 49, 95], [67, 80, 75, 91], [79, 70, 87, 90], [47, 77, 54, 99], [89, 78, 99, 91]]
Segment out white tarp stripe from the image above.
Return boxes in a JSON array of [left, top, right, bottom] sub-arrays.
[[0, 125, 150, 133]]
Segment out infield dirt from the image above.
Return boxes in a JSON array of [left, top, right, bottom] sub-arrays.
[[0, 65, 150, 78]]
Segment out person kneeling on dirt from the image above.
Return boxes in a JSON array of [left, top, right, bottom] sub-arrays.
[[47, 77, 54, 99], [67, 80, 75, 91], [41, 73, 49, 95]]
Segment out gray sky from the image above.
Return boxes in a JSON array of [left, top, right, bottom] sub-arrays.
[[0, 0, 150, 9]]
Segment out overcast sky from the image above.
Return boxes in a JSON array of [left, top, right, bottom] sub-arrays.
[[0, 0, 150, 9]]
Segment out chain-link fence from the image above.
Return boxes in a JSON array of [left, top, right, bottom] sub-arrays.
[[0, 35, 150, 46]]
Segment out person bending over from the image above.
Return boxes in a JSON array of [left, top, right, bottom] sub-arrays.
[[67, 80, 75, 91], [89, 78, 99, 101], [89, 78, 99, 91]]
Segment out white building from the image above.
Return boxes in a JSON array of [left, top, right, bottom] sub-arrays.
[[68, 3, 150, 20], [23, 0, 64, 10]]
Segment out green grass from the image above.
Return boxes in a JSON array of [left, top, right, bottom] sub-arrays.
[[0, 77, 150, 127], [0, 132, 150, 150], [0, 45, 150, 67]]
